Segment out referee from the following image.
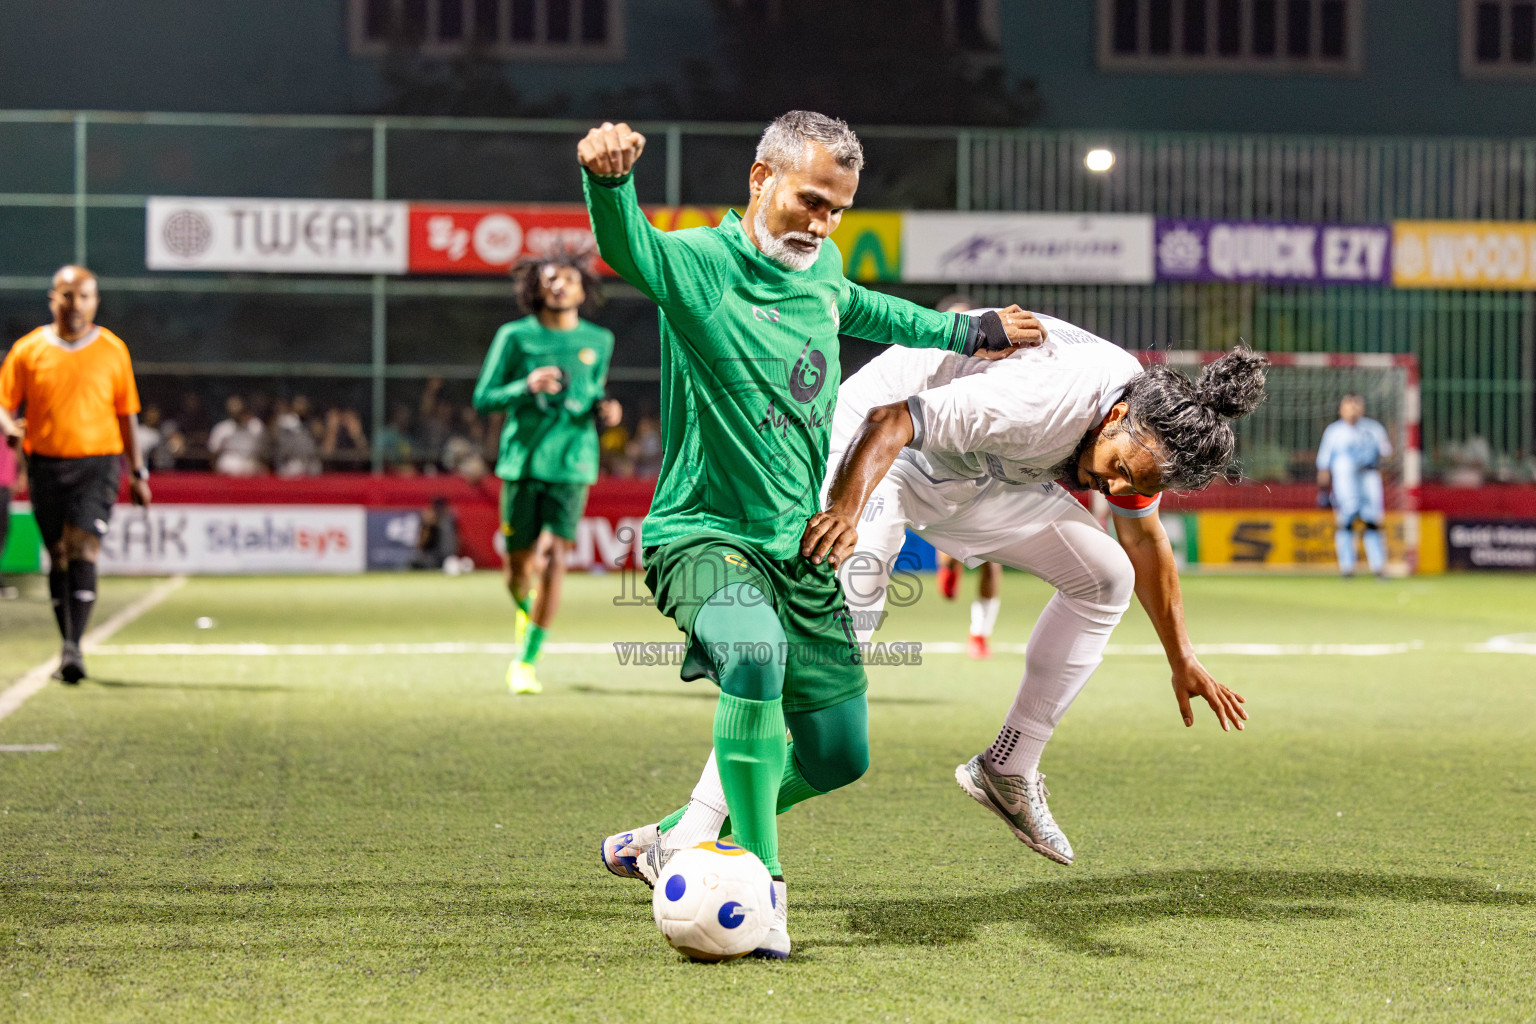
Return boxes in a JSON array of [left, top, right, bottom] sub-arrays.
[[0, 266, 151, 682]]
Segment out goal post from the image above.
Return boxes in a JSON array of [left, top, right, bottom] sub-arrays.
[[1138, 350, 1424, 574]]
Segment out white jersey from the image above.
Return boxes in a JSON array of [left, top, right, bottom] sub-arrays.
[[833, 313, 1145, 487]]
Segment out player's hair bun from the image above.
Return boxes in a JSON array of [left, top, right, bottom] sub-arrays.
[[1194, 346, 1268, 419]]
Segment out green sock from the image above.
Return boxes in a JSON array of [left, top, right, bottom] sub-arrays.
[[658, 744, 827, 839], [521, 623, 545, 665], [720, 746, 824, 838], [713, 693, 787, 876], [513, 593, 531, 617]]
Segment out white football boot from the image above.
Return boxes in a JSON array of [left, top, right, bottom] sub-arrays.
[[749, 879, 790, 959], [955, 754, 1075, 865], [600, 823, 661, 882]]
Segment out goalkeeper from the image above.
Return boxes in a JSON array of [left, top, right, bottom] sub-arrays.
[[579, 111, 1041, 959]]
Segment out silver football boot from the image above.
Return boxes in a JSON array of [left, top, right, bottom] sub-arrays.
[[955, 754, 1074, 865]]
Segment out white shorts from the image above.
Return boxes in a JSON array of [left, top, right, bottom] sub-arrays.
[[830, 452, 1132, 642]]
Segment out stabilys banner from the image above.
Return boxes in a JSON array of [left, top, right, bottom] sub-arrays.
[[901, 212, 1154, 284], [98, 505, 367, 575], [1156, 220, 1391, 284]]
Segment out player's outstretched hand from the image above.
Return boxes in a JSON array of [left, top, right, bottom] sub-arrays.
[[801, 511, 859, 570], [129, 477, 152, 508], [599, 398, 623, 428], [577, 122, 646, 178], [1171, 656, 1247, 732]]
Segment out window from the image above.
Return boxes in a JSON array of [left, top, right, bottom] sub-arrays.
[[350, 0, 625, 60], [1100, 0, 1361, 73], [1462, 0, 1536, 77]]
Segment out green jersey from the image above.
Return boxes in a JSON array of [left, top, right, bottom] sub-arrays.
[[584, 171, 978, 559], [472, 315, 614, 485]]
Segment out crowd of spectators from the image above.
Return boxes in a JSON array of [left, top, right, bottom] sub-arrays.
[[136, 379, 664, 480]]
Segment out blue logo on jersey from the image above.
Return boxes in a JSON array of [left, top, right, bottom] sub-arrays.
[[789, 338, 828, 404], [717, 901, 747, 929]]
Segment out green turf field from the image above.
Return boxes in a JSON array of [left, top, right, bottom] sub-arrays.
[[2, 570, 1534, 1023]]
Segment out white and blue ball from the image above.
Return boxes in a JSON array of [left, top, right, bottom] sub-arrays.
[[651, 841, 774, 962]]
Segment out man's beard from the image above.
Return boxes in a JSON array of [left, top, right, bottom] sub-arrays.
[[752, 178, 822, 272], [1052, 428, 1102, 488]]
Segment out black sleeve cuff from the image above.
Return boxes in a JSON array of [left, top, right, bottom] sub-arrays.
[[960, 310, 1008, 355], [582, 167, 633, 188]]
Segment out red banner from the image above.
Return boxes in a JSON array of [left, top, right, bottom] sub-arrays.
[[408, 204, 617, 276], [406, 203, 735, 276]]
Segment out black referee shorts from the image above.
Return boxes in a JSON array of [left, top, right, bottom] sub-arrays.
[[27, 454, 121, 549]]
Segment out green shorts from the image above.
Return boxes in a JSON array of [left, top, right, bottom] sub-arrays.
[[643, 531, 866, 714], [500, 478, 588, 547]]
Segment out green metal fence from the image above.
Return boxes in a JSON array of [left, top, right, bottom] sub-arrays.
[[0, 110, 1532, 473]]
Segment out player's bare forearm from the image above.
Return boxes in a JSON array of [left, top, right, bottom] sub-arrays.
[[1116, 511, 1247, 731], [1117, 513, 1194, 664], [119, 412, 152, 507], [801, 400, 912, 567]]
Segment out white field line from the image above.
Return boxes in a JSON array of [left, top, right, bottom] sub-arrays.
[[0, 744, 59, 753], [84, 638, 1455, 658], [0, 575, 187, 726]]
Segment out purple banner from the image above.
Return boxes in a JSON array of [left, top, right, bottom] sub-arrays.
[[1155, 220, 1392, 285]]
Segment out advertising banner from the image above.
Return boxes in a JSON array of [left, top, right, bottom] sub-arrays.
[[366, 509, 424, 570], [146, 198, 409, 274], [1392, 221, 1536, 289], [1445, 519, 1536, 570], [1155, 220, 1391, 284], [409, 205, 617, 276], [98, 505, 367, 575], [901, 212, 1154, 284], [1193, 511, 1443, 573]]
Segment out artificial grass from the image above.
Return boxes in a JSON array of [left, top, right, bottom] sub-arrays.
[[2, 572, 1533, 1022]]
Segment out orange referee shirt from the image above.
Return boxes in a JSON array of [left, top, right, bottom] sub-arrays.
[[0, 325, 141, 458]]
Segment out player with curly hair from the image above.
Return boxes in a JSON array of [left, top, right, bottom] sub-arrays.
[[473, 243, 622, 695], [609, 318, 1266, 877]]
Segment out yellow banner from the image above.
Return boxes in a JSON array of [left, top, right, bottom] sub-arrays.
[[644, 207, 901, 282], [834, 211, 903, 282], [1195, 511, 1444, 574], [1393, 221, 1536, 289]]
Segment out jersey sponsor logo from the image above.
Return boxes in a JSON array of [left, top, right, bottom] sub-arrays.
[[578, 347, 598, 365], [722, 552, 750, 569], [861, 495, 885, 523], [752, 306, 781, 322], [788, 339, 828, 404]]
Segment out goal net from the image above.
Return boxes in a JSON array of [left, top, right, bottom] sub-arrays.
[[1138, 351, 1422, 574]]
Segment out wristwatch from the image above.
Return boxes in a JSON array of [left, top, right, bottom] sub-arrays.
[[133, 465, 150, 481]]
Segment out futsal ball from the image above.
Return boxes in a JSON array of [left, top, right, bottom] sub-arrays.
[[651, 841, 774, 962]]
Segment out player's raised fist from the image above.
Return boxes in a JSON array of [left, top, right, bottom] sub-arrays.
[[577, 122, 646, 178]]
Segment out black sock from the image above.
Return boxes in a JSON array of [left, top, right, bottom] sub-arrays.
[[66, 561, 97, 644], [48, 567, 71, 639]]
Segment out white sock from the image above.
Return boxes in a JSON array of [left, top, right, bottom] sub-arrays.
[[987, 591, 1123, 777], [970, 597, 1001, 638], [663, 749, 728, 850]]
